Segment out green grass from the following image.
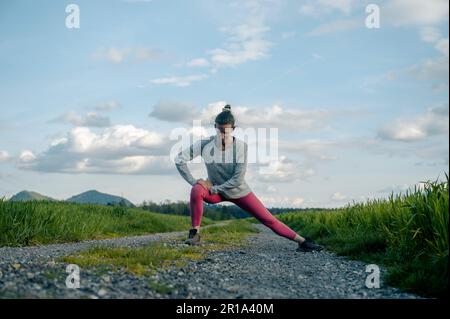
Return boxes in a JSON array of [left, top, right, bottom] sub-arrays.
[[59, 220, 260, 294], [193, 219, 260, 247], [0, 199, 216, 247], [60, 219, 259, 275], [61, 243, 203, 276], [275, 172, 449, 298]]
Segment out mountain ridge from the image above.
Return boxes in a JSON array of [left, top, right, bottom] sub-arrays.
[[8, 189, 135, 207]]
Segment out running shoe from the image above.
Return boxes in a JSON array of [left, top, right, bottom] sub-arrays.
[[296, 237, 324, 252], [184, 228, 201, 245]]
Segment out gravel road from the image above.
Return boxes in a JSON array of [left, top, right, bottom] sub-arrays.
[[0, 223, 422, 299]]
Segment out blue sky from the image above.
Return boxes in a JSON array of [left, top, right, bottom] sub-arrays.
[[0, 0, 448, 208]]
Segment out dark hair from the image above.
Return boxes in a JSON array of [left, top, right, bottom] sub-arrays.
[[214, 104, 235, 127]]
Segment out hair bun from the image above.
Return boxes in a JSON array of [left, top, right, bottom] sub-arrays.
[[222, 104, 231, 112]]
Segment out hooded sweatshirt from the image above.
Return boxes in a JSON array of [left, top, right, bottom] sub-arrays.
[[174, 135, 252, 199]]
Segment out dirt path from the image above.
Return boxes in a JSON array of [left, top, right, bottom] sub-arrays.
[[0, 222, 421, 299]]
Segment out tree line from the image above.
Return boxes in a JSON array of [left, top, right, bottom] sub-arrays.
[[139, 200, 334, 220]]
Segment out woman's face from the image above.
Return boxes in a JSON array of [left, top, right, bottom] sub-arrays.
[[215, 123, 234, 140]]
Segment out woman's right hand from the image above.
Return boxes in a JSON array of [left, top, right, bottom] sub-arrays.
[[196, 178, 212, 190]]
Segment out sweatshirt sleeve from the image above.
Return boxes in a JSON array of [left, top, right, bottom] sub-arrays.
[[174, 139, 202, 186], [209, 142, 247, 194]]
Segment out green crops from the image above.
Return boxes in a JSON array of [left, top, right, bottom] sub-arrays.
[[277, 172, 449, 298], [0, 200, 213, 247]]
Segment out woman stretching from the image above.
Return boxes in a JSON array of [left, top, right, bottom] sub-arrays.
[[174, 105, 323, 252]]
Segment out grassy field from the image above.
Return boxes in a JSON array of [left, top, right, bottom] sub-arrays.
[[0, 199, 216, 247], [269, 173, 448, 298]]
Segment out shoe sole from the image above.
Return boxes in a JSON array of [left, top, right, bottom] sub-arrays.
[[184, 238, 201, 245], [185, 241, 201, 246]]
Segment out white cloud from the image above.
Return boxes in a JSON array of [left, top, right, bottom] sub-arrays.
[[435, 38, 449, 57], [377, 104, 449, 142], [186, 58, 210, 67], [301, 3, 360, 36], [70, 155, 174, 174], [352, 135, 449, 165], [256, 156, 298, 182], [0, 150, 10, 162], [148, 100, 218, 124], [148, 100, 235, 126], [278, 139, 339, 163], [420, 26, 442, 43], [134, 47, 160, 61], [299, 0, 357, 16], [51, 111, 111, 128], [186, 0, 277, 72], [331, 192, 347, 201], [259, 195, 306, 208], [292, 197, 305, 206], [373, 33, 449, 89], [150, 74, 208, 87], [407, 55, 449, 83], [19, 150, 36, 163], [251, 183, 278, 195], [94, 101, 121, 112], [383, 0, 449, 26], [108, 48, 130, 64], [148, 101, 357, 132], [319, 0, 355, 14], [208, 21, 272, 68], [256, 156, 316, 183], [307, 18, 360, 36], [16, 125, 173, 174], [301, 0, 448, 36], [69, 125, 165, 152], [91, 47, 131, 64], [232, 104, 355, 131], [149, 100, 199, 122], [197, 101, 230, 125], [91, 47, 160, 64]]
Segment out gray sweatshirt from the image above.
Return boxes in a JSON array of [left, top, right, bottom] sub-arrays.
[[174, 135, 252, 199]]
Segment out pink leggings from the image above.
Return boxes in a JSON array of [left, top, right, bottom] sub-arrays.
[[189, 184, 298, 241]]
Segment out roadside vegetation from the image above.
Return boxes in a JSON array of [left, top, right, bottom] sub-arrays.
[[270, 173, 448, 298]]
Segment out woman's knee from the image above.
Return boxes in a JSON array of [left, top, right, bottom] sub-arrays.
[[190, 183, 206, 199]]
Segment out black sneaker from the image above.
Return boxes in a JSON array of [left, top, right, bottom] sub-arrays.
[[296, 238, 323, 252], [184, 228, 201, 245]]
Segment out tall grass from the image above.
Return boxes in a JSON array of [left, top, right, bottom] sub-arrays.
[[276, 173, 449, 298], [0, 199, 214, 247]]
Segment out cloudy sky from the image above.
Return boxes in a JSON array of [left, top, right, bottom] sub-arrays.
[[0, 0, 448, 208]]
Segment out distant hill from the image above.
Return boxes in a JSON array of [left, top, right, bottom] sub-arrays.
[[9, 190, 57, 202], [66, 190, 135, 207]]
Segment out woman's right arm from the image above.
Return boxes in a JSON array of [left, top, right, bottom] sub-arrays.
[[174, 139, 202, 186]]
